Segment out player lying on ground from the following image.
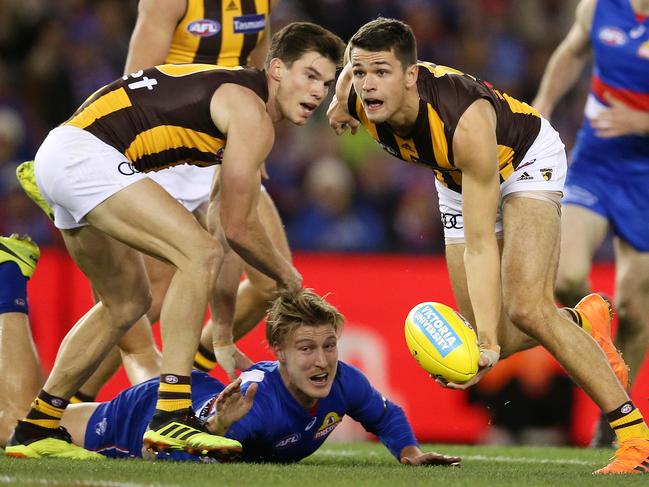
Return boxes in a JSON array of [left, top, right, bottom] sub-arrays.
[[0, 239, 459, 465]]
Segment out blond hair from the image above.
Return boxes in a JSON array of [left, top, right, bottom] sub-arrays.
[[266, 289, 344, 347]]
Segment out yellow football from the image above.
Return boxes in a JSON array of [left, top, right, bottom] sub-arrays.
[[404, 302, 479, 383]]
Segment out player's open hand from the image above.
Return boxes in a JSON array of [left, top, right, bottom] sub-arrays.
[[400, 446, 461, 467], [210, 379, 258, 434], [327, 95, 360, 135], [591, 92, 649, 138], [435, 345, 500, 390]]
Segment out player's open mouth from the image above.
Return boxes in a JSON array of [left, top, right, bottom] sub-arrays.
[[309, 372, 329, 385], [300, 102, 317, 116], [364, 98, 383, 111]]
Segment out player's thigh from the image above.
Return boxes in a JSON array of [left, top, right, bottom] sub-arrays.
[[86, 178, 220, 271], [446, 240, 536, 356], [557, 204, 609, 284], [501, 196, 560, 315], [62, 226, 150, 312], [61, 403, 100, 448], [614, 238, 649, 322]]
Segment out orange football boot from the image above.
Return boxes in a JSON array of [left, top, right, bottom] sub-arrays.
[[574, 293, 630, 390], [593, 438, 649, 474]]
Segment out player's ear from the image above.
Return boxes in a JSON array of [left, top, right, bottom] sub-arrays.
[[405, 63, 418, 88], [272, 342, 286, 363], [267, 58, 283, 82]]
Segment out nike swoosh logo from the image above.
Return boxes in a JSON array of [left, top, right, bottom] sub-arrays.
[[0, 242, 34, 268]]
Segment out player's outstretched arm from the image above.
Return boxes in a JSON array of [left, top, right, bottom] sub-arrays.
[[211, 84, 302, 293], [532, 0, 594, 119], [399, 445, 461, 467], [124, 0, 185, 74], [207, 379, 258, 436], [450, 99, 502, 388]]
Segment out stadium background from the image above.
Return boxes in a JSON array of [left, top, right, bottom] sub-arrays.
[[1, 0, 646, 446]]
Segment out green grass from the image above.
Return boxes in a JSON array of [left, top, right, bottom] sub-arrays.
[[0, 443, 646, 486]]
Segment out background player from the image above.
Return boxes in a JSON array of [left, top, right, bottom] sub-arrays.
[[327, 18, 649, 474], [6, 23, 344, 459], [532, 0, 649, 447]]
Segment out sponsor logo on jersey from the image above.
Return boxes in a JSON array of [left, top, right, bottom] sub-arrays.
[[164, 375, 179, 384], [226, 0, 238, 11], [638, 40, 649, 60], [440, 212, 463, 230], [118, 161, 141, 176], [314, 412, 342, 439], [233, 14, 266, 34], [305, 416, 318, 431], [274, 433, 301, 448], [598, 26, 627, 46], [413, 304, 460, 357], [516, 171, 533, 181], [188, 19, 222, 37], [540, 168, 553, 181]]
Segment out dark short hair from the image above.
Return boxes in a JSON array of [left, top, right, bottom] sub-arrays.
[[349, 17, 417, 69], [265, 22, 345, 69], [266, 289, 344, 347]]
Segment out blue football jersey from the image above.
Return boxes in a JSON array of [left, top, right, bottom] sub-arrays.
[[573, 0, 649, 169], [84, 362, 417, 462]]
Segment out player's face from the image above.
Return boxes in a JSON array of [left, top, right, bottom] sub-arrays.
[[276, 51, 338, 125], [350, 47, 411, 124], [277, 323, 339, 408]]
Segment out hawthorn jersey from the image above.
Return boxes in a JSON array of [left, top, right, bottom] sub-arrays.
[[348, 62, 542, 193], [166, 0, 271, 66], [64, 64, 268, 173]]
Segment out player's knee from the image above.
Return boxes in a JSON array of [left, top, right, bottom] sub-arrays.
[[190, 236, 222, 276], [503, 299, 548, 338]]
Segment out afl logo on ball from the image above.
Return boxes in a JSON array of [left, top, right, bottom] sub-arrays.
[[188, 19, 221, 37]]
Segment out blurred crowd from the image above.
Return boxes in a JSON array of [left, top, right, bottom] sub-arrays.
[[0, 0, 594, 254]]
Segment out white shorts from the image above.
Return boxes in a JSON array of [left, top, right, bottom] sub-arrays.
[[148, 164, 215, 212], [147, 163, 268, 213], [437, 117, 567, 243], [34, 126, 148, 230]]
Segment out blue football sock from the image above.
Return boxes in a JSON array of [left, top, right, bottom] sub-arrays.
[[0, 262, 29, 314]]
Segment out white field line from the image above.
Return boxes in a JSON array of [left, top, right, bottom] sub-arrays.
[[315, 448, 598, 466], [0, 477, 180, 487]]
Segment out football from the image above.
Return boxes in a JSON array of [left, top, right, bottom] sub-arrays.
[[404, 302, 479, 383]]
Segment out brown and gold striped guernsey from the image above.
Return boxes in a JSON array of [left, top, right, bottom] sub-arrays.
[[166, 0, 271, 67], [64, 64, 268, 173], [348, 62, 541, 193]]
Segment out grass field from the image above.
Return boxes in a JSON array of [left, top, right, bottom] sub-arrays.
[[1, 443, 646, 486]]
